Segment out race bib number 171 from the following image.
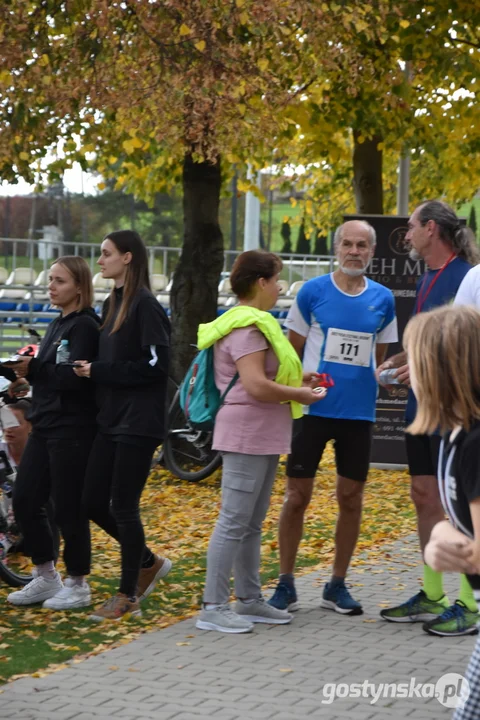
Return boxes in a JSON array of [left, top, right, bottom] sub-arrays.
[[323, 328, 373, 367]]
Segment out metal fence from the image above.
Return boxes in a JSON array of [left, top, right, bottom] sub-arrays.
[[0, 237, 335, 280], [0, 237, 337, 355]]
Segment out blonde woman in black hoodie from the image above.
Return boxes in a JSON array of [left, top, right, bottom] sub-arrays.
[[75, 230, 171, 621], [7, 257, 100, 610]]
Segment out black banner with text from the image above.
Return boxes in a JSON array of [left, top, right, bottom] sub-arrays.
[[344, 214, 424, 465]]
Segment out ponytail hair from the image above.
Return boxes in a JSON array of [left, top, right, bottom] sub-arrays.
[[418, 200, 480, 265]]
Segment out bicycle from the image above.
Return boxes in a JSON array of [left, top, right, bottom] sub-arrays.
[[0, 326, 42, 587], [159, 377, 221, 482], [0, 402, 34, 587]]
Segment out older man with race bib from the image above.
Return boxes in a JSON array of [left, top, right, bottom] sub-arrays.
[[269, 219, 397, 615]]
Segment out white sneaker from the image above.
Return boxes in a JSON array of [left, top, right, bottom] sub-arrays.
[[196, 604, 254, 634], [43, 577, 91, 610], [235, 597, 293, 624], [7, 569, 63, 606]]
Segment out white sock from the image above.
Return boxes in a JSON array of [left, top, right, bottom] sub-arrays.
[[204, 603, 221, 610], [36, 561, 56, 579], [70, 576, 86, 587], [240, 598, 258, 605]]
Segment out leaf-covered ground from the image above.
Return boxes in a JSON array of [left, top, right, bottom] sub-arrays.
[[0, 446, 417, 685]]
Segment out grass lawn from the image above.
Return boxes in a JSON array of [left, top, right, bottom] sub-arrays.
[[0, 446, 416, 685]]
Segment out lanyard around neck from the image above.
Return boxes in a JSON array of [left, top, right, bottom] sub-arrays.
[[415, 252, 456, 313]]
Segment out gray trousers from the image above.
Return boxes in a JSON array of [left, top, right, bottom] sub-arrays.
[[203, 452, 279, 605]]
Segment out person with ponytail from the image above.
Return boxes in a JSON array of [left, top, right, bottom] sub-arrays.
[[378, 201, 479, 636], [74, 231, 171, 621]]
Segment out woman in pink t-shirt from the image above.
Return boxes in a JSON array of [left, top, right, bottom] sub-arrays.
[[196, 251, 322, 634]]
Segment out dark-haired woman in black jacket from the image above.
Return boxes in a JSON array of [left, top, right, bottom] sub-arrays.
[[75, 230, 171, 621]]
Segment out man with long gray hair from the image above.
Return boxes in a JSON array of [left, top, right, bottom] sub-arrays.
[[378, 199, 479, 637], [269, 219, 398, 616]]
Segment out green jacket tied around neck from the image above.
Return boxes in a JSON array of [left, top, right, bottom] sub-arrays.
[[197, 305, 303, 419]]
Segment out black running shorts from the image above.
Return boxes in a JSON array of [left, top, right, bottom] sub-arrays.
[[405, 433, 442, 477], [286, 415, 374, 483]]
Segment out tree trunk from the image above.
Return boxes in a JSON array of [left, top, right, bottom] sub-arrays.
[[352, 131, 383, 214], [170, 153, 224, 382]]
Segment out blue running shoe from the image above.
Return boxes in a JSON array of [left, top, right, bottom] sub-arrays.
[[268, 582, 299, 611], [320, 581, 363, 616]]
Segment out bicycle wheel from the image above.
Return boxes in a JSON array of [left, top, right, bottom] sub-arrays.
[[0, 547, 33, 587], [0, 496, 57, 588], [152, 375, 179, 469], [0, 466, 33, 587], [0, 515, 33, 587], [163, 393, 222, 482]]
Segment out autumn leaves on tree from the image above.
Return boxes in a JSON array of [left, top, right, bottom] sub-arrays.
[[0, 1, 478, 374]]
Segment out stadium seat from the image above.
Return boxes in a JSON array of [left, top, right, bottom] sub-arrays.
[[156, 276, 173, 309], [8, 267, 37, 285], [157, 293, 170, 309], [218, 277, 234, 307], [277, 279, 289, 295], [275, 279, 305, 310], [25, 269, 50, 303], [92, 272, 114, 303], [150, 274, 168, 292], [0, 267, 38, 300]]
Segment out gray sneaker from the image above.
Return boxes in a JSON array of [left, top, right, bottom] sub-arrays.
[[196, 604, 254, 634], [235, 597, 293, 624]]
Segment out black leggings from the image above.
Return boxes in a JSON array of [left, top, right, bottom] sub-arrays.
[[82, 433, 158, 597], [13, 429, 95, 575]]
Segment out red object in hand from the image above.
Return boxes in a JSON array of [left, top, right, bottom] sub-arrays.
[[18, 344, 38, 357], [315, 373, 335, 388]]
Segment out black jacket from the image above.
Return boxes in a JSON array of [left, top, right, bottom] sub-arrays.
[[91, 287, 170, 440], [26, 307, 101, 433]]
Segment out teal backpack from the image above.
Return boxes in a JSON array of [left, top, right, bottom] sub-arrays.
[[179, 347, 239, 431]]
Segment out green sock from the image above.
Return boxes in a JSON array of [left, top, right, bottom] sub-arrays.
[[458, 575, 478, 613], [422, 564, 446, 602]]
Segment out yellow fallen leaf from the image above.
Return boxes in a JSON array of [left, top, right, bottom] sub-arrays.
[[0, 443, 417, 686], [176, 642, 190, 646]]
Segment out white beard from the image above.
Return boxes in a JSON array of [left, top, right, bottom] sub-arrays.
[[339, 261, 369, 277], [409, 248, 422, 261]]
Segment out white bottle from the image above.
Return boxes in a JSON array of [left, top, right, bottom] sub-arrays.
[[56, 339, 70, 364]]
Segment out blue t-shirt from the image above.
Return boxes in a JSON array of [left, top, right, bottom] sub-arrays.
[[286, 274, 398, 422], [405, 256, 472, 423]]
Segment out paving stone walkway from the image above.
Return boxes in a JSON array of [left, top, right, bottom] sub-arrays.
[[0, 535, 475, 720]]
